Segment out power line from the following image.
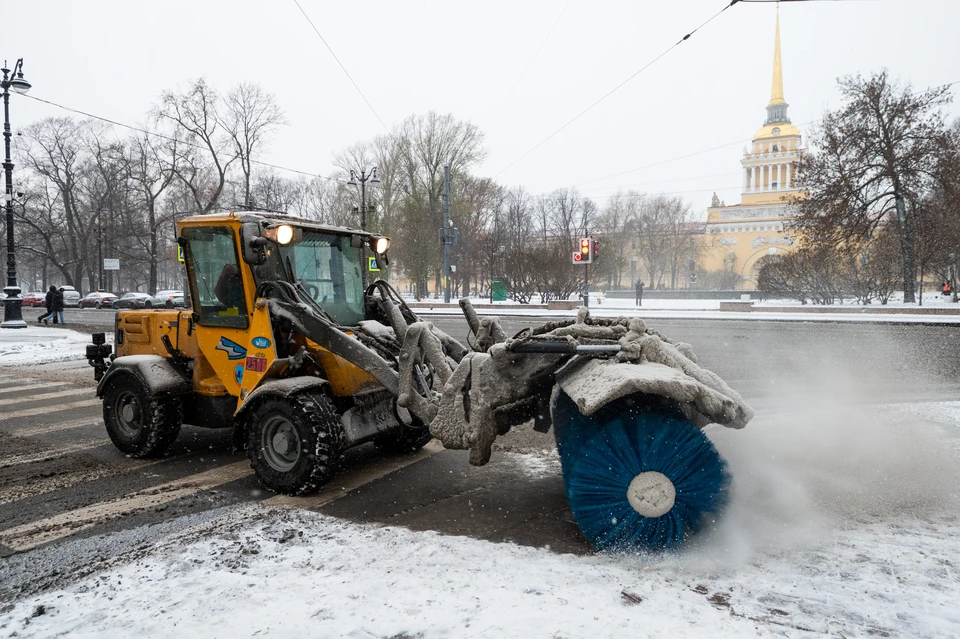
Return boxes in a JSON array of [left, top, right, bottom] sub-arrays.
[[22, 93, 342, 182], [293, 0, 390, 134], [573, 78, 960, 189], [494, 0, 742, 178], [492, 0, 573, 124]]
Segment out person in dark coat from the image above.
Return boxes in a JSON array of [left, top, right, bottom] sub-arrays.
[[37, 285, 57, 324], [635, 280, 644, 306], [54, 287, 66, 325]]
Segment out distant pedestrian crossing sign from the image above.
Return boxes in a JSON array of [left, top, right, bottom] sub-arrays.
[[367, 256, 380, 272], [177, 246, 184, 263]]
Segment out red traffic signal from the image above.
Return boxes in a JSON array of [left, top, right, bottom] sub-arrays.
[[573, 252, 583, 262], [592, 240, 599, 259]]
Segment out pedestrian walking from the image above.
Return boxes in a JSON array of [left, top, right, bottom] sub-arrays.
[[54, 287, 66, 325], [37, 285, 57, 324], [635, 280, 644, 306]]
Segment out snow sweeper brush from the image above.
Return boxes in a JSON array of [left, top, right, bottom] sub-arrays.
[[401, 301, 753, 552]]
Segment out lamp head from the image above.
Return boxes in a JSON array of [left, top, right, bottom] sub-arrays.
[[9, 60, 30, 94]]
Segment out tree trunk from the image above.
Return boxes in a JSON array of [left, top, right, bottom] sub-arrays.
[[894, 192, 916, 303]]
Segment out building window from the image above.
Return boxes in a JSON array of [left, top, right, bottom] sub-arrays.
[[771, 181, 778, 189]]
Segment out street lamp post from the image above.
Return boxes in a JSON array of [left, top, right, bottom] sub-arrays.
[[2, 59, 31, 329], [346, 167, 380, 287]]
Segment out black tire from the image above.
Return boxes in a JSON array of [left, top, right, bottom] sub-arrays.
[[145, 301, 153, 308], [102, 374, 182, 457], [95, 302, 102, 310], [375, 404, 433, 454], [246, 392, 344, 496], [165, 300, 173, 309]]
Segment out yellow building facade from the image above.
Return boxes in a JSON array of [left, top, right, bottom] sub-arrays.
[[701, 10, 804, 289]]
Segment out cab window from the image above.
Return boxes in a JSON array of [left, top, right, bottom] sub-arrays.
[[183, 226, 248, 328], [253, 231, 365, 326]]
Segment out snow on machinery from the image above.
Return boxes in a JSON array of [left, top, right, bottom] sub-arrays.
[[87, 210, 754, 552]]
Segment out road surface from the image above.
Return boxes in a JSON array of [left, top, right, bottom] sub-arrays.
[[2, 311, 958, 603]]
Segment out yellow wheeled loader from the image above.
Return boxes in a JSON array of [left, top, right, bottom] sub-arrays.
[[88, 210, 753, 551]]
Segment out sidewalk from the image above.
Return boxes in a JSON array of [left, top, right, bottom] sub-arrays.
[[406, 294, 960, 324]]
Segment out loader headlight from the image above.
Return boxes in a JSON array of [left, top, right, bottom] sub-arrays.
[[276, 224, 294, 245], [264, 224, 300, 245], [372, 236, 390, 254]]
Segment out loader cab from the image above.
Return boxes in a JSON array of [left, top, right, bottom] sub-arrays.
[[178, 213, 390, 328]]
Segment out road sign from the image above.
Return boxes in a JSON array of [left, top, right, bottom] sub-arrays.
[[368, 256, 380, 272], [103, 259, 120, 271], [177, 246, 184, 263]]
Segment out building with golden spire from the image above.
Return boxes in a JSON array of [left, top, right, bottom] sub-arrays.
[[700, 7, 804, 289]]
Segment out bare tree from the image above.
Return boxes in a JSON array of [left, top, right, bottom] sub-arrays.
[[632, 194, 694, 288], [158, 78, 237, 213], [221, 83, 286, 207], [127, 128, 176, 292], [793, 71, 954, 303]]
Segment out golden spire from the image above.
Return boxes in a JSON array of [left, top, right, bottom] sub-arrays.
[[768, 4, 786, 107]]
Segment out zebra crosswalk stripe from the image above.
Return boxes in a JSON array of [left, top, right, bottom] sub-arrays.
[[0, 460, 254, 552], [0, 382, 67, 396], [1, 399, 101, 420], [0, 387, 92, 407]]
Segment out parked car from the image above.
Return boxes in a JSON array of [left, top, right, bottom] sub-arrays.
[[154, 289, 186, 308], [113, 292, 163, 309], [21, 291, 46, 307], [79, 291, 118, 309], [60, 285, 81, 307]]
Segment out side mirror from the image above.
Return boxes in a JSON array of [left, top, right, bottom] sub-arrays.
[[240, 222, 267, 266], [350, 234, 364, 249]]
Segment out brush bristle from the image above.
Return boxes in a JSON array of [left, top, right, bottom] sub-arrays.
[[552, 390, 730, 551]]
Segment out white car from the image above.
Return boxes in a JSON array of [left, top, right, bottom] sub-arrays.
[[154, 289, 186, 308], [59, 285, 81, 307]]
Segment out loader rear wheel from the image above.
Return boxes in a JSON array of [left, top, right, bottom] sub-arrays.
[[247, 392, 344, 496], [552, 390, 729, 552], [102, 374, 182, 457]]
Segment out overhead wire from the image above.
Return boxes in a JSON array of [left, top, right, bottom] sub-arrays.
[[491, 0, 573, 124], [293, 0, 390, 134], [22, 93, 342, 182], [493, 0, 743, 178]]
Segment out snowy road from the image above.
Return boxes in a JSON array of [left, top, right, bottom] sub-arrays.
[[1, 319, 959, 637]]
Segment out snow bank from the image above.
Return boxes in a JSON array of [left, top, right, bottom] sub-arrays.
[[0, 328, 107, 367]]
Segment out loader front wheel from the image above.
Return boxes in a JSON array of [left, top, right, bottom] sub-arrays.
[[247, 392, 344, 496], [102, 374, 182, 457]]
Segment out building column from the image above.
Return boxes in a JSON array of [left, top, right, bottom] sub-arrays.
[[786, 162, 791, 188]]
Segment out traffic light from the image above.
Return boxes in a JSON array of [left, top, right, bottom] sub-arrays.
[[579, 238, 593, 264], [592, 239, 599, 260]]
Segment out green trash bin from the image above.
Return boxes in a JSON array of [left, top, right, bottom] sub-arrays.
[[492, 277, 507, 302]]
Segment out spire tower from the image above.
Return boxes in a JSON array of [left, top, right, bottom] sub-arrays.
[[764, 5, 790, 125]]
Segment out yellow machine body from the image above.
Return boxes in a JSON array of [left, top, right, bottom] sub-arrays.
[[113, 213, 378, 421]]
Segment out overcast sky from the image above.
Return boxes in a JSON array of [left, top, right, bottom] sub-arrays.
[[6, 0, 960, 216]]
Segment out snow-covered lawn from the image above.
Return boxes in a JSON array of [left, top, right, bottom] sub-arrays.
[[3, 401, 959, 638]]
